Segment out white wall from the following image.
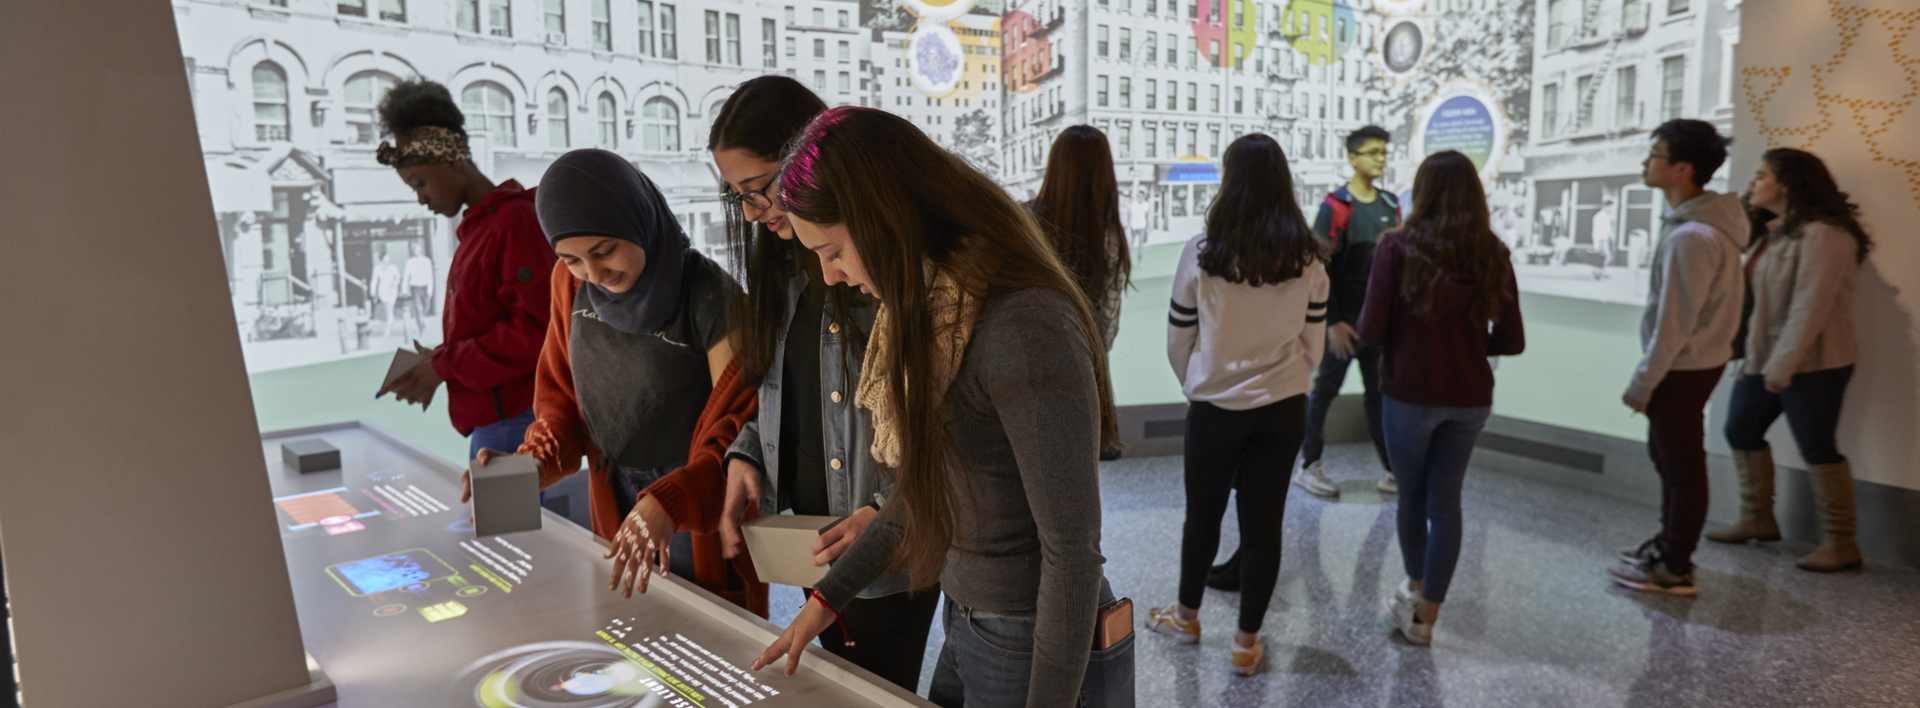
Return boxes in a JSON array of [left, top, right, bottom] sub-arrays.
[[0, 1, 315, 705], [1728, 0, 1920, 490]]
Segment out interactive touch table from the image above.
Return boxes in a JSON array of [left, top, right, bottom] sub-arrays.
[[261, 421, 933, 708]]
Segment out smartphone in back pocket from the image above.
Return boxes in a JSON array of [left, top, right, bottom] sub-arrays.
[[1094, 597, 1133, 649]]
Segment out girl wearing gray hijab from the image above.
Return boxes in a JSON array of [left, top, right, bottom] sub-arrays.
[[471, 149, 762, 612]]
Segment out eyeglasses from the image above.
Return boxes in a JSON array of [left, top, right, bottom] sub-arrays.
[[1646, 150, 1671, 162], [1350, 149, 1387, 158], [722, 176, 778, 211]]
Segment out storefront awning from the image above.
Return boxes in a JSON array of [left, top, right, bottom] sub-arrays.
[[343, 201, 436, 223], [204, 159, 272, 213]]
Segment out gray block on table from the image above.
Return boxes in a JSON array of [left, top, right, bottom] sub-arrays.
[[470, 454, 542, 538], [281, 439, 341, 473]]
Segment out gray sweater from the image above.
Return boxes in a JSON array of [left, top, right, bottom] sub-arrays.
[[1626, 192, 1751, 401], [1743, 220, 1859, 386], [814, 288, 1106, 708]]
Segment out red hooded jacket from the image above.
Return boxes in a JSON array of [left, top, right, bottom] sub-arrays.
[[429, 180, 556, 435]]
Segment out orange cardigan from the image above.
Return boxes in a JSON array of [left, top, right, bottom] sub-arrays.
[[517, 260, 768, 617]]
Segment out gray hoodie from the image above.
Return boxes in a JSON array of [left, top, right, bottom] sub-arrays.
[[1626, 191, 1751, 401]]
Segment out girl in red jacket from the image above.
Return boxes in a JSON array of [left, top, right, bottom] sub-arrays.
[[372, 79, 555, 460]]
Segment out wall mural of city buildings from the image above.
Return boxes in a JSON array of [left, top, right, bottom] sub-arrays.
[[173, 0, 1742, 372]]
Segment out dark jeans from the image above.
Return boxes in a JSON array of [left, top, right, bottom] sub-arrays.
[[929, 580, 1129, 708], [814, 587, 941, 691], [1179, 397, 1307, 633], [1302, 343, 1390, 469], [1382, 396, 1489, 605], [610, 464, 696, 582], [1724, 366, 1853, 465], [1644, 367, 1725, 575]]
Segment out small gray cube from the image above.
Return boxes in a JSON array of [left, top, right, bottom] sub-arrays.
[[471, 454, 542, 538], [281, 439, 341, 473]]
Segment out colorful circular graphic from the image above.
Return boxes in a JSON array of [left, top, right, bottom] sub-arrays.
[[1281, 0, 1355, 65], [1410, 79, 1511, 182], [373, 604, 407, 617], [1377, 19, 1428, 79], [905, 24, 966, 97], [902, 0, 973, 22], [459, 641, 653, 706], [1372, 0, 1429, 16], [457, 585, 488, 597]]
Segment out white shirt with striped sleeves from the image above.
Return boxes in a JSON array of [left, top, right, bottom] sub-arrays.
[[1166, 234, 1329, 411]]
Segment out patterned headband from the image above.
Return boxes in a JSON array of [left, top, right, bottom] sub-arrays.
[[376, 126, 472, 167]]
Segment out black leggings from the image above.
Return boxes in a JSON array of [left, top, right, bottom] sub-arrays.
[[1180, 397, 1307, 634], [814, 586, 942, 691]]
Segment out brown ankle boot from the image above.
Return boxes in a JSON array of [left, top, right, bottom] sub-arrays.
[[1706, 448, 1782, 543], [1798, 460, 1864, 572]]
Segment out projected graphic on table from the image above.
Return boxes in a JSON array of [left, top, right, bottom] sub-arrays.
[[326, 548, 484, 623], [274, 487, 380, 535], [459, 623, 783, 708]]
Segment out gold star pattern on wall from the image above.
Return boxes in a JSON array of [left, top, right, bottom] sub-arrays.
[[1743, 1, 1920, 204]]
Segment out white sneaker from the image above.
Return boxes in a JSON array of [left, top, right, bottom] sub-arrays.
[[1376, 471, 1399, 495], [1291, 461, 1339, 498], [1384, 584, 1432, 646]]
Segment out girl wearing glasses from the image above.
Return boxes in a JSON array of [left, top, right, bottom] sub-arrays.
[[705, 76, 939, 690]]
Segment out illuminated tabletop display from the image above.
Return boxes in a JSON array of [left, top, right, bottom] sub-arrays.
[[263, 421, 929, 708]]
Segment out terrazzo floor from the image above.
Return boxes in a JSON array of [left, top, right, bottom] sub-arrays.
[[768, 443, 1920, 707]]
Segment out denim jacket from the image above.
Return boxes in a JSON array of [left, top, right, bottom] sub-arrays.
[[725, 267, 908, 598]]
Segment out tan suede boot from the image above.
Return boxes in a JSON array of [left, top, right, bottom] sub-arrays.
[[1706, 448, 1782, 543], [1797, 460, 1864, 572]]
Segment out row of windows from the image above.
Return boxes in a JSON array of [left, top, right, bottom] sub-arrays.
[[1091, 74, 1367, 122], [1545, 0, 1692, 51], [288, 0, 786, 69], [1091, 23, 1371, 83], [782, 5, 849, 29], [1540, 56, 1683, 139], [1009, 123, 1360, 173], [248, 61, 685, 151]]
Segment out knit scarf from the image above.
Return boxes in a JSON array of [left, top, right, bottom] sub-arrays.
[[857, 266, 981, 469]]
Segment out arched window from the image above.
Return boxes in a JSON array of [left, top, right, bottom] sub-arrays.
[[596, 92, 618, 149], [252, 62, 290, 142], [344, 70, 399, 144], [546, 88, 570, 149], [641, 97, 679, 152], [461, 81, 515, 147], [704, 99, 726, 138]]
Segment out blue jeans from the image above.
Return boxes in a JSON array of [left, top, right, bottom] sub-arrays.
[[1723, 366, 1853, 465], [928, 580, 1132, 708], [1382, 396, 1490, 605], [468, 407, 536, 461], [1302, 343, 1390, 469]]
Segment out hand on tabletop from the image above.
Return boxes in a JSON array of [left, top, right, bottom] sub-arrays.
[[811, 505, 874, 566], [1622, 394, 1649, 414], [1328, 322, 1360, 360], [720, 457, 764, 560], [606, 494, 678, 598], [753, 594, 839, 676]]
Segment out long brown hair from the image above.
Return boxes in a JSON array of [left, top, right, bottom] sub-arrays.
[[1394, 150, 1513, 324], [707, 75, 862, 384], [1755, 147, 1872, 263], [1031, 125, 1131, 305], [777, 107, 1119, 588], [1200, 133, 1322, 284]]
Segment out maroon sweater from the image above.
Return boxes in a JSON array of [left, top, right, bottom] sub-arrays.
[[1355, 232, 1526, 408]]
